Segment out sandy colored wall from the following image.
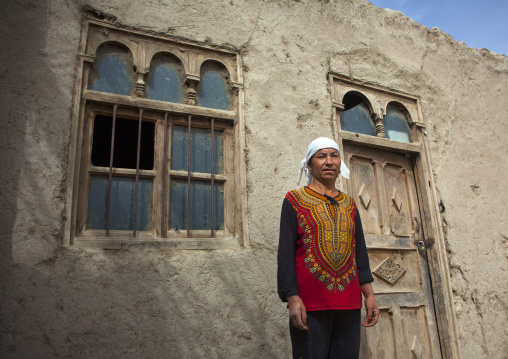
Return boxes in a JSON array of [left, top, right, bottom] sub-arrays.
[[1, 0, 507, 358]]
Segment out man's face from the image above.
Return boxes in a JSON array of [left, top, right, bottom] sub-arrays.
[[308, 148, 341, 183]]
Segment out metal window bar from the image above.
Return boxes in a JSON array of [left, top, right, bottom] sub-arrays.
[[187, 115, 192, 237], [106, 104, 118, 237], [132, 108, 144, 237], [211, 118, 215, 238], [161, 112, 169, 238]]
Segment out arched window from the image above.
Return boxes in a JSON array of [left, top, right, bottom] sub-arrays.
[[88, 43, 135, 96], [340, 92, 376, 136], [197, 61, 232, 110], [383, 103, 413, 143], [146, 52, 184, 103]]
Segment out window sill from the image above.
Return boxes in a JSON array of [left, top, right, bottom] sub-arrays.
[[72, 237, 240, 250], [339, 130, 421, 154]]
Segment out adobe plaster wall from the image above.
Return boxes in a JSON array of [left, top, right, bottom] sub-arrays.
[[1, 0, 507, 358]]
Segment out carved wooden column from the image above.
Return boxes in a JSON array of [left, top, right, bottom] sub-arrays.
[[135, 72, 146, 97], [185, 74, 200, 105], [373, 113, 385, 137]]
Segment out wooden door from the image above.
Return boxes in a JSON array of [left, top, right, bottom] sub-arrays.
[[343, 143, 442, 359]]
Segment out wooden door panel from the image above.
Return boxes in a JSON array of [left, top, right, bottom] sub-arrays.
[[383, 163, 413, 237], [344, 143, 442, 359], [360, 306, 432, 359], [359, 310, 396, 359], [368, 249, 423, 294], [349, 154, 382, 235]]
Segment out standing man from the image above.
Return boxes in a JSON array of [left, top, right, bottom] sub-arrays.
[[278, 137, 379, 358]]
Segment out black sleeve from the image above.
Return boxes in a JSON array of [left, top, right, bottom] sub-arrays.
[[277, 197, 300, 302], [355, 210, 374, 284]]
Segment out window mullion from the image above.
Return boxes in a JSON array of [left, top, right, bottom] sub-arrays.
[[187, 115, 192, 237], [211, 118, 215, 238], [132, 108, 144, 238], [161, 112, 169, 238], [106, 104, 118, 237]]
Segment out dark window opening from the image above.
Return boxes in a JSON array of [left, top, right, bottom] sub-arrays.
[[340, 92, 376, 136], [343, 92, 364, 110], [91, 115, 155, 169]]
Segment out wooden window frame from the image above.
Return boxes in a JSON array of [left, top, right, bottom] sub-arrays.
[[64, 18, 248, 249]]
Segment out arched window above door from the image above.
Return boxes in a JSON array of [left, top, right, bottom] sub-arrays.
[[88, 43, 135, 96], [383, 103, 413, 143], [340, 92, 376, 136]]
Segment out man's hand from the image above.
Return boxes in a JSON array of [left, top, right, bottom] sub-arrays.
[[287, 295, 308, 331], [360, 283, 379, 327]]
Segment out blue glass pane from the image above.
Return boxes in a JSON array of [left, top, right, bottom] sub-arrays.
[[383, 106, 413, 143], [169, 179, 224, 231], [87, 176, 152, 231], [146, 53, 184, 103], [340, 102, 376, 136], [197, 62, 231, 110], [170, 125, 223, 174], [88, 44, 135, 95]]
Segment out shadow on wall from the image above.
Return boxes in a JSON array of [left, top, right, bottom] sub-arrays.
[[55, 249, 286, 358], [3, 246, 287, 357], [0, 2, 288, 357], [0, 0, 73, 356]]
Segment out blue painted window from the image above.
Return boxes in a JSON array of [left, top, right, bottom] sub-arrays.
[[340, 93, 376, 136], [169, 180, 224, 231], [170, 125, 223, 174], [87, 176, 152, 231], [88, 44, 135, 95], [197, 61, 231, 110], [169, 124, 224, 230], [383, 104, 413, 143], [87, 115, 155, 231], [146, 53, 184, 103]]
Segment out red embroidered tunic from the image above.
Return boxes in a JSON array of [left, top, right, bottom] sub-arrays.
[[277, 187, 373, 311]]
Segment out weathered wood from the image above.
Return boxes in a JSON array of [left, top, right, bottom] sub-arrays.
[[341, 131, 421, 154], [235, 54, 249, 247], [416, 122, 463, 359], [85, 90, 237, 121], [364, 234, 414, 250], [374, 292, 425, 308], [343, 143, 441, 358], [67, 60, 89, 242], [153, 118, 164, 237], [391, 306, 407, 359], [89, 166, 156, 178], [169, 169, 227, 182], [73, 237, 240, 250]]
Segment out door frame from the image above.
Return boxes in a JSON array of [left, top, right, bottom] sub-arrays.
[[329, 73, 462, 359]]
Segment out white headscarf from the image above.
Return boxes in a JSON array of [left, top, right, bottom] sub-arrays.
[[297, 137, 350, 185]]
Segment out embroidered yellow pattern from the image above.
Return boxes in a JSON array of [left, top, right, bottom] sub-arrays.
[[288, 187, 357, 293]]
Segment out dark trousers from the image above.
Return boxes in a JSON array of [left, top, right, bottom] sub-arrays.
[[290, 309, 361, 359]]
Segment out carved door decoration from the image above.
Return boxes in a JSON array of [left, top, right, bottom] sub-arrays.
[[344, 143, 441, 359]]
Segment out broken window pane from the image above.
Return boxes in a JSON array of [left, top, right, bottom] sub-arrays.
[[87, 176, 152, 230], [169, 179, 224, 231], [170, 125, 223, 174], [340, 93, 376, 136], [91, 115, 154, 170], [197, 61, 231, 110], [88, 44, 135, 96], [146, 53, 184, 103], [383, 104, 413, 143]]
